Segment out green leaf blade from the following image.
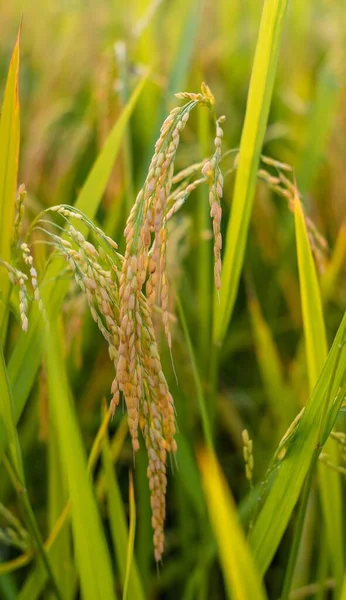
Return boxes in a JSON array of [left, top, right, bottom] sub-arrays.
[[45, 320, 116, 600], [0, 30, 20, 338], [213, 0, 289, 344], [294, 196, 327, 386], [102, 431, 145, 600], [295, 194, 344, 591], [249, 312, 346, 575]]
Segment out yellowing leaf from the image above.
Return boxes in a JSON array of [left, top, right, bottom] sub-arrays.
[[199, 450, 267, 600]]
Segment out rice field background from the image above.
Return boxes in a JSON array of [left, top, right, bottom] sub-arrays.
[[0, 1, 346, 599]]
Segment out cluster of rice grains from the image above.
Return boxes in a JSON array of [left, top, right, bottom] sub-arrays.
[[117, 83, 225, 560], [1, 185, 44, 332], [39, 84, 225, 562], [257, 156, 329, 270]]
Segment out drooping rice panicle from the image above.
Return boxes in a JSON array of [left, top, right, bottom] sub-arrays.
[[120, 83, 220, 356], [165, 177, 207, 221], [115, 83, 224, 560], [257, 157, 329, 271], [0, 261, 29, 331], [41, 221, 122, 415], [20, 242, 45, 314], [28, 85, 224, 563], [201, 115, 225, 290]]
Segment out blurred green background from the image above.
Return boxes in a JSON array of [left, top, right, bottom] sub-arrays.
[[0, 1, 345, 598]]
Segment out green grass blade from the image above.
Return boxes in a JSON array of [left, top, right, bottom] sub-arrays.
[[102, 430, 145, 600], [294, 194, 344, 591], [341, 575, 346, 600], [294, 195, 327, 387], [176, 293, 214, 452], [249, 312, 346, 575], [0, 31, 20, 340], [75, 73, 147, 215], [280, 464, 315, 600], [297, 59, 340, 195], [45, 319, 116, 600], [321, 222, 346, 302], [317, 458, 343, 594], [134, 447, 151, 586], [166, 0, 201, 98], [0, 349, 62, 598], [3, 74, 147, 455], [174, 432, 205, 520], [213, 0, 289, 344], [199, 450, 267, 600], [0, 575, 17, 600], [248, 291, 293, 434], [0, 348, 21, 470], [122, 472, 136, 600], [95, 417, 128, 501], [18, 413, 123, 600], [143, 0, 201, 174], [48, 413, 74, 599]]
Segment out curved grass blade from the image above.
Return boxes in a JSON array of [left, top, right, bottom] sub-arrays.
[[249, 312, 346, 575], [0, 30, 20, 341], [18, 413, 126, 600], [176, 293, 214, 452], [294, 194, 344, 593], [102, 432, 145, 600], [165, 0, 201, 99], [122, 472, 136, 600], [48, 408, 74, 599], [45, 318, 116, 600], [199, 450, 267, 600], [0, 348, 21, 470], [174, 432, 205, 520], [321, 222, 346, 303], [248, 291, 293, 435], [0, 349, 62, 598], [213, 0, 289, 344], [294, 195, 327, 388]]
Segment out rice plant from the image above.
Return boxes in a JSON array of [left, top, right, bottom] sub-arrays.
[[0, 1, 346, 599]]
